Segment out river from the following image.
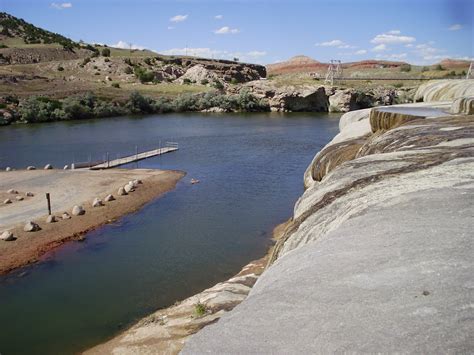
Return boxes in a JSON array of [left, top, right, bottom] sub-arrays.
[[0, 112, 339, 354]]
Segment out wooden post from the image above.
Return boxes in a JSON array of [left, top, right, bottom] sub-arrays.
[[135, 145, 138, 168], [46, 193, 51, 215], [106, 152, 109, 168]]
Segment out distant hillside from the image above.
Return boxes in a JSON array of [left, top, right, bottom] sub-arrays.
[[0, 12, 79, 49], [267, 55, 327, 75]]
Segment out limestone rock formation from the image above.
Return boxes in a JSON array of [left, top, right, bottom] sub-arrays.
[[24, 221, 40, 232], [182, 99, 474, 353], [451, 96, 474, 115], [124, 184, 134, 193], [118, 187, 127, 196], [1, 231, 15, 241], [415, 79, 474, 102], [104, 194, 115, 202], [175, 65, 222, 86], [72, 205, 85, 216]]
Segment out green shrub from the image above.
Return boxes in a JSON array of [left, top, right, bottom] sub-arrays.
[[194, 303, 207, 317], [421, 66, 429, 72], [230, 78, 239, 85], [133, 67, 154, 83], [124, 58, 133, 66], [111, 82, 120, 88], [0, 44, 8, 48], [212, 80, 224, 90], [101, 48, 111, 57], [144, 57, 152, 65], [200, 79, 209, 85], [57, 65, 64, 71], [434, 64, 444, 71], [183, 78, 192, 85], [393, 82, 404, 88], [124, 66, 133, 74], [127, 91, 154, 113], [400, 64, 411, 72]]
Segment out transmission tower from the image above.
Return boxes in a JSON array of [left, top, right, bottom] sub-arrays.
[[325, 60, 343, 85], [467, 62, 473, 79]]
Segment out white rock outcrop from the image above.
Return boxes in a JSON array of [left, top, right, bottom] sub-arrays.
[[0, 231, 15, 241], [72, 205, 85, 216], [92, 198, 104, 207], [24, 221, 40, 232]]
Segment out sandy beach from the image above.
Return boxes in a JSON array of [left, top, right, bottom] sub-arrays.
[[0, 168, 185, 275]]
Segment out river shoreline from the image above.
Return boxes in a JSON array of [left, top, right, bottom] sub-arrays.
[[0, 168, 185, 275], [84, 219, 290, 354]]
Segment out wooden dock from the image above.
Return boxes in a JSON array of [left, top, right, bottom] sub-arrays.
[[89, 143, 178, 170]]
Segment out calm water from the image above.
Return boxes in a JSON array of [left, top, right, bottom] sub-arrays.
[[0, 113, 339, 354]]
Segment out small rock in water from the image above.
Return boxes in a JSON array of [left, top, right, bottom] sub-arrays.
[[3, 199, 12, 204], [44, 164, 53, 170], [191, 178, 200, 184], [92, 198, 104, 207], [46, 215, 57, 223], [15, 196, 24, 201], [7, 189, 18, 194], [25, 192, 34, 197], [62, 212, 71, 220], [124, 184, 134, 193], [0, 231, 15, 241], [5, 167, 12, 171], [72, 205, 85, 216], [26, 166, 36, 170], [104, 194, 115, 202], [118, 187, 127, 196], [24, 221, 41, 232]]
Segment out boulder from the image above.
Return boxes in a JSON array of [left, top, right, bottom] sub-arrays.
[[7, 189, 18, 194], [92, 198, 104, 207], [25, 192, 34, 197], [63, 165, 69, 170], [104, 194, 115, 202], [72, 205, 85, 216], [175, 65, 223, 86], [24, 221, 40, 232], [26, 166, 36, 170], [15, 196, 24, 201], [3, 199, 12, 204], [118, 187, 127, 196], [5, 167, 11, 171], [124, 184, 134, 193], [269, 86, 329, 112], [0, 231, 15, 241], [62, 212, 71, 220], [46, 215, 57, 223], [44, 164, 53, 170]]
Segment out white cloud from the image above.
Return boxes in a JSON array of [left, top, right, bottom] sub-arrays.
[[246, 51, 267, 57], [355, 49, 367, 55], [315, 39, 355, 49], [316, 39, 344, 47], [51, 2, 72, 9], [405, 43, 414, 48], [371, 31, 416, 44], [376, 53, 407, 60], [215, 15, 223, 20], [159, 47, 226, 58], [372, 44, 388, 52], [448, 24, 462, 31], [214, 26, 240, 34], [170, 14, 188, 22], [167, 26, 175, 30], [111, 41, 146, 50]]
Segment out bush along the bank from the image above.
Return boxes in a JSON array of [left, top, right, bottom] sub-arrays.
[[6, 89, 269, 124]]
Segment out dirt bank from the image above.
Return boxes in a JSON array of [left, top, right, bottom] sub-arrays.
[[0, 168, 185, 275]]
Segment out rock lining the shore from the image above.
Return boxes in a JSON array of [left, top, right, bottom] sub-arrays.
[[23, 221, 40, 232], [72, 205, 85, 216], [1, 231, 15, 241]]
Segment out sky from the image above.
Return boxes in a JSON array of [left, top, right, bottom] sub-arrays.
[[2, 0, 473, 65]]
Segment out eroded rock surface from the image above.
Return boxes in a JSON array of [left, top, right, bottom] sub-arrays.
[[183, 100, 474, 353]]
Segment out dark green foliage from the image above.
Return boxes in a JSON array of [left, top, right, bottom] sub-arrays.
[[393, 82, 404, 88], [230, 78, 239, 85], [0, 43, 8, 48], [57, 65, 64, 71], [183, 78, 192, 85], [421, 66, 429, 72], [127, 91, 154, 113], [124, 58, 133, 66], [101, 48, 111, 57], [133, 67, 154, 83], [200, 79, 209, 85], [434, 64, 444, 71], [144, 57, 152, 65], [124, 66, 133, 74], [212, 80, 224, 90], [111, 82, 120, 88], [400, 64, 411, 72]]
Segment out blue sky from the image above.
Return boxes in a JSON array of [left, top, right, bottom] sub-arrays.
[[3, 0, 473, 64]]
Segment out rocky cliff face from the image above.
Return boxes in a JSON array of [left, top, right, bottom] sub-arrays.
[[183, 82, 474, 353]]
